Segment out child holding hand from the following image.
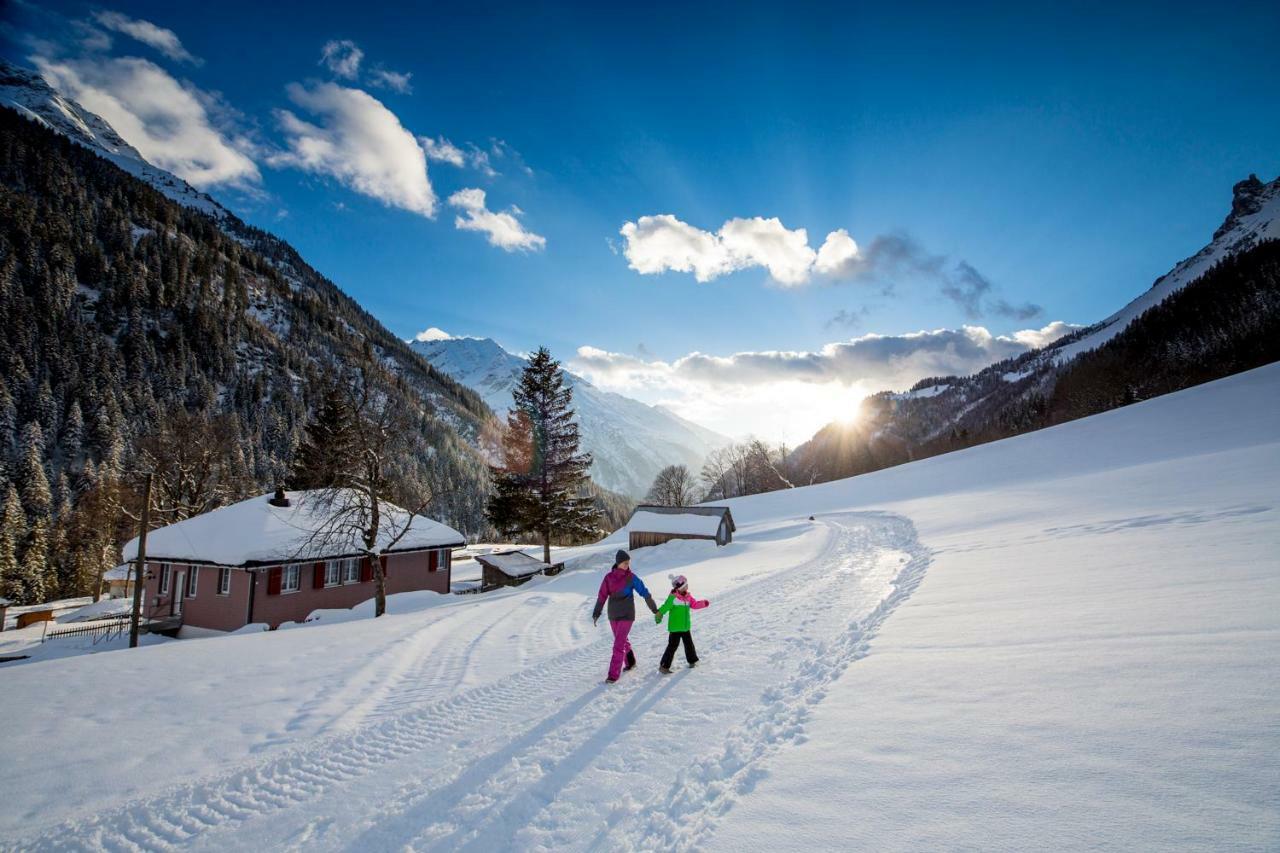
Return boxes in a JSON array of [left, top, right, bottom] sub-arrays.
[[654, 574, 709, 673]]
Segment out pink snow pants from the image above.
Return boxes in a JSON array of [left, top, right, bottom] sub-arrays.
[[608, 619, 633, 680]]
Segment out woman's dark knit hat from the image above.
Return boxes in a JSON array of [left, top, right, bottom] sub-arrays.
[[614, 549, 630, 567]]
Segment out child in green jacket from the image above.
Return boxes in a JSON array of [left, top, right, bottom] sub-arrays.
[[654, 574, 709, 673]]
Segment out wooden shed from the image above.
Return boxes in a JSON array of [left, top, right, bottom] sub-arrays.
[[626, 505, 736, 550], [474, 550, 564, 591]]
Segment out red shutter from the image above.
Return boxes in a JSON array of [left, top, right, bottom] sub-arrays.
[[428, 550, 439, 572], [267, 566, 282, 595], [360, 557, 373, 583], [314, 562, 326, 588]]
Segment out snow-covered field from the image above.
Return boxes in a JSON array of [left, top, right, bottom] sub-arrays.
[[1, 365, 1277, 851]]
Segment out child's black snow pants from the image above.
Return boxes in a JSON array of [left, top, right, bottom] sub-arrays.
[[661, 631, 698, 668]]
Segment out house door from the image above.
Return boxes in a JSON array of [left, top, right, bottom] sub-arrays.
[[173, 572, 185, 617]]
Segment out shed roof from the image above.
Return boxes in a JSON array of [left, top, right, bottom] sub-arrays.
[[121, 490, 466, 567], [103, 564, 132, 581], [626, 505, 735, 537], [474, 550, 554, 578]]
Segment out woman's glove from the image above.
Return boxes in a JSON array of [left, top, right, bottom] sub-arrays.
[[654, 614, 662, 624]]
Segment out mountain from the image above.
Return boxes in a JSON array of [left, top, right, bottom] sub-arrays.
[[412, 335, 729, 497], [790, 174, 1280, 485], [0, 78, 511, 603], [0, 60, 229, 218]]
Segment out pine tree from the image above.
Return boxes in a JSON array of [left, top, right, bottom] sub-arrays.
[[23, 516, 50, 605], [0, 485, 25, 603], [17, 424, 52, 520], [288, 384, 357, 490], [487, 347, 601, 562]]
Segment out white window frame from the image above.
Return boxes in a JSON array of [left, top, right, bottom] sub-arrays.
[[218, 567, 231, 596], [342, 557, 360, 584], [282, 564, 301, 593], [159, 563, 171, 595], [186, 566, 198, 598], [324, 560, 341, 587]]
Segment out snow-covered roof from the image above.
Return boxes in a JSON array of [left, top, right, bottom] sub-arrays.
[[474, 550, 554, 578], [121, 490, 466, 567], [103, 564, 132, 581], [628, 510, 726, 537]]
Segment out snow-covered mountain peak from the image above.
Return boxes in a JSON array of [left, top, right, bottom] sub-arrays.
[[0, 60, 230, 218], [1216, 173, 1274, 239], [1052, 172, 1279, 363], [412, 334, 729, 497]]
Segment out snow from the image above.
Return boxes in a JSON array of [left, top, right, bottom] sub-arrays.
[[413, 335, 730, 497], [628, 509, 725, 536], [61, 599, 132, 622], [0, 364, 1276, 849], [476, 550, 556, 577], [894, 382, 950, 399], [121, 490, 466, 565]]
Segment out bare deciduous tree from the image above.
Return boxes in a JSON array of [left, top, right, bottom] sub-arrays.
[[645, 464, 698, 506], [294, 362, 435, 617], [135, 411, 253, 524]]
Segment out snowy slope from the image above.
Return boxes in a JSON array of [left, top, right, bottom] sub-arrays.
[[1054, 173, 1280, 362], [1, 362, 1275, 850], [0, 60, 230, 218], [413, 335, 730, 496]]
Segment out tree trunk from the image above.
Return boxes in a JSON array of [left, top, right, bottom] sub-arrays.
[[374, 557, 387, 617], [542, 530, 551, 565]]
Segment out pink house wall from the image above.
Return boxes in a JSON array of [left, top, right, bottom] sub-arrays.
[[143, 562, 252, 633], [142, 549, 453, 632]]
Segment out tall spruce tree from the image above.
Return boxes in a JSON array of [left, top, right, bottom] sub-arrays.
[[0, 485, 25, 603], [23, 517, 50, 604], [288, 384, 358, 490], [487, 347, 601, 562]]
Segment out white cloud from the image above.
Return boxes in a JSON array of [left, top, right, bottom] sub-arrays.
[[91, 11, 200, 64], [419, 136, 501, 176], [718, 217, 816, 286], [619, 213, 848, 286], [413, 327, 454, 342], [420, 135, 465, 167], [571, 321, 1081, 442], [814, 228, 860, 277], [619, 215, 733, 282], [1012, 320, 1078, 348], [369, 68, 413, 94], [319, 40, 363, 79], [34, 56, 260, 189], [271, 82, 436, 217], [448, 188, 545, 252]]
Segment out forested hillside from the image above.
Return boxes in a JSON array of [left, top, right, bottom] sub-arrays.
[[0, 107, 501, 603]]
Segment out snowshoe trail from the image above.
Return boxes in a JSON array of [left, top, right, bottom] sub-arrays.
[[9, 513, 929, 852]]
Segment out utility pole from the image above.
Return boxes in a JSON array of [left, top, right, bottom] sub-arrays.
[[128, 472, 152, 649]]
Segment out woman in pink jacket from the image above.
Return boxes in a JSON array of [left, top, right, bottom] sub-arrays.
[[591, 550, 659, 683]]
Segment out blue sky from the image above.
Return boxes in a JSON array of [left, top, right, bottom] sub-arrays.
[[6, 0, 1279, 440]]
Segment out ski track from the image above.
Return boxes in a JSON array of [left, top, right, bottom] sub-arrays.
[[7, 512, 929, 853]]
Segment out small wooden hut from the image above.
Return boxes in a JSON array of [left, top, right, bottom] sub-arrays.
[[474, 550, 564, 590], [626, 505, 736, 550]]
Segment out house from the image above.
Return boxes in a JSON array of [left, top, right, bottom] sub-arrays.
[[474, 551, 564, 590], [626, 505, 736, 550], [102, 564, 135, 599], [122, 488, 466, 633]]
